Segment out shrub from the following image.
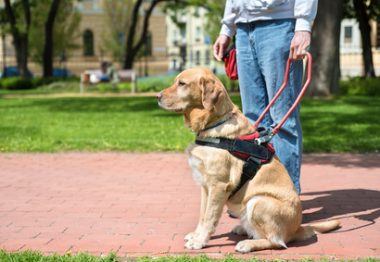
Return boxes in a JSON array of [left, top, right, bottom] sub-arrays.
[[0, 77, 34, 90], [340, 77, 380, 96], [96, 83, 115, 92], [118, 82, 132, 92], [217, 74, 239, 92], [136, 75, 175, 92]]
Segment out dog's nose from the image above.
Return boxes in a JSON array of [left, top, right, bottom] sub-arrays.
[[156, 92, 162, 101]]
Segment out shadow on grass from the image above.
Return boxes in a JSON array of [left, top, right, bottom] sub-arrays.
[[301, 97, 380, 153], [32, 97, 161, 113], [302, 189, 380, 230], [0, 96, 144, 111]]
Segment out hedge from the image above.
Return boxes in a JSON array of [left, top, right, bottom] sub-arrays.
[[340, 77, 380, 96]]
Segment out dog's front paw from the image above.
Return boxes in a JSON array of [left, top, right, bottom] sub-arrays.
[[184, 238, 206, 250], [231, 225, 247, 236], [184, 232, 197, 242], [235, 240, 253, 253]]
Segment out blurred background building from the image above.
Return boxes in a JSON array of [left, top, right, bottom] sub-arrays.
[[166, 6, 215, 73], [340, 19, 380, 78], [0, 1, 379, 78], [0, 0, 168, 76]]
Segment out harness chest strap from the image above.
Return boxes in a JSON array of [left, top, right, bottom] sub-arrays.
[[195, 135, 275, 199]]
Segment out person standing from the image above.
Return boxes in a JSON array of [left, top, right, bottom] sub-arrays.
[[213, 0, 318, 193]]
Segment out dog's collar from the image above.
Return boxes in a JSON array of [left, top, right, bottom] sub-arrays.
[[199, 113, 233, 134]]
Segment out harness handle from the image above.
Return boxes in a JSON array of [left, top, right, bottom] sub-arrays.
[[254, 52, 312, 136]]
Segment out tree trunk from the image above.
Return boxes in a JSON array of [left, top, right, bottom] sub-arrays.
[[353, 0, 376, 77], [4, 0, 30, 78], [123, 0, 143, 69], [43, 0, 61, 77], [123, 0, 170, 70], [308, 0, 343, 96], [16, 35, 29, 77]]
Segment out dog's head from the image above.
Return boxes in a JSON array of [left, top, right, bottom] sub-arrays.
[[157, 68, 234, 132]]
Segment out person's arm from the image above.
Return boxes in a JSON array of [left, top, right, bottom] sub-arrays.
[[213, 0, 235, 61], [294, 0, 318, 32], [220, 0, 236, 38], [290, 0, 318, 60]]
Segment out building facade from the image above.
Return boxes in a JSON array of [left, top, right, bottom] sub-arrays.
[[340, 18, 380, 78], [1, 1, 380, 78], [166, 7, 218, 73], [0, 0, 168, 76]]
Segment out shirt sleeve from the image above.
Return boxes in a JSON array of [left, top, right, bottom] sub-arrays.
[[294, 0, 318, 32], [220, 0, 237, 38]]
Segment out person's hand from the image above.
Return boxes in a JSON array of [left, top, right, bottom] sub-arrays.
[[289, 31, 311, 60], [213, 35, 231, 61]]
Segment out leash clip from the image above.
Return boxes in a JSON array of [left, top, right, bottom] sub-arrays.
[[255, 133, 273, 145]]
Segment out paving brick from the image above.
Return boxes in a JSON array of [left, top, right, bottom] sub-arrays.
[[0, 153, 379, 259]]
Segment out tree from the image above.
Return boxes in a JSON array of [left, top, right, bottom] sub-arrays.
[[28, 0, 81, 69], [43, 0, 61, 77], [4, 0, 31, 77], [120, 0, 211, 70], [123, 0, 198, 69], [344, 0, 380, 78], [308, 0, 344, 96], [101, 0, 136, 62]]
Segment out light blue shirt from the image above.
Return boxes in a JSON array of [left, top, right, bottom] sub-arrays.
[[220, 0, 318, 37]]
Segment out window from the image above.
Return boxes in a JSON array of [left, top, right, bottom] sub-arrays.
[[195, 26, 201, 43], [205, 50, 210, 65], [180, 25, 186, 40], [145, 31, 152, 56], [172, 59, 177, 70], [83, 29, 94, 56], [344, 26, 353, 44], [195, 50, 200, 65]]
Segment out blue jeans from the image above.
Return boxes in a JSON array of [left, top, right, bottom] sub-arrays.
[[235, 19, 303, 193]]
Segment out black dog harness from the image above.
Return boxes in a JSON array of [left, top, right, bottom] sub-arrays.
[[195, 128, 275, 199]]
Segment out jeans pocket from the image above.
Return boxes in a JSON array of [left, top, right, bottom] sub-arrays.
[[244, 0, 288, 11]]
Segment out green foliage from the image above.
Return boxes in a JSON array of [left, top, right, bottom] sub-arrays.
[[136, 75, 176, 92], [344, 0, 380, 19], [0, 250, 117, 262], [29, 0, 81, 64], [0, 77, 81, 91], [117, 82, 132, 92], [101, 0, 141, 62], [0, 77, 34, 90], [340, 77, 380, 96], [217, 74, 239, 92]]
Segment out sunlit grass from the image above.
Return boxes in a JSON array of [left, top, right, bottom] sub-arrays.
[[0, 95, 379, 153]]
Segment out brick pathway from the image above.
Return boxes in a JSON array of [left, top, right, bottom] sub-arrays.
[[0, 153, 379, 259]]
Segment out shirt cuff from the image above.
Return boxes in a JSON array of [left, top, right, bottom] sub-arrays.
[[295, 18, 312, 32], [220, 24, 236, 38]]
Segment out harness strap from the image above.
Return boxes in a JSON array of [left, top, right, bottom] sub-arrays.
[[195, 137, 272, 162], [195, 136, 274, 199], [229, 157, 261, 199]]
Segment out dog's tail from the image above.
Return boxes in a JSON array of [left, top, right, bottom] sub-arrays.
[[293, 220, 341, 241]]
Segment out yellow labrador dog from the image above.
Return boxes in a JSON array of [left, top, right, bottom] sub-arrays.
[[157, 67, 340, 253]]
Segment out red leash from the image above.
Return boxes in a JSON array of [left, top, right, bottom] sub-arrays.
[[253, 52, 312, 143]]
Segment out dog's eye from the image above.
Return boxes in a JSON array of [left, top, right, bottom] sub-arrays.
[[178, 80, 186, 86]]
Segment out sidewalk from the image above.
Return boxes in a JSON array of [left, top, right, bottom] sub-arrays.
[[0, 153, 379, 259]]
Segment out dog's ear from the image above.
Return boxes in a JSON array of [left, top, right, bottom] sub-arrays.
[[199, 76, 224, 112]]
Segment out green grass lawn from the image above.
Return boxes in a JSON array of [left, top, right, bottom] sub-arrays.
[[0, 95, 379, 153], [1, 251, 378, 262]]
